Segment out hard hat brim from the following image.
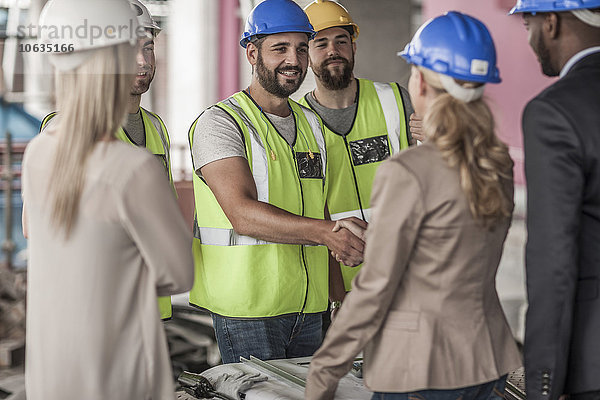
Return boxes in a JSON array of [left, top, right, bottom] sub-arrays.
[[240, 27, 316, 48]]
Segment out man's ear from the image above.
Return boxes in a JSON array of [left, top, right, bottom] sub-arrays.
[[246, 42, 258, 66], [544, 12, 560, 40]]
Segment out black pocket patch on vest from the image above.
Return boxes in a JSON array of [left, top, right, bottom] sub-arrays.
[[349, 135, 390, 166], [296, 152, 323, 179]]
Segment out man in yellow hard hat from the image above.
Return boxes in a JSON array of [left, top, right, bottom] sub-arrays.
[[299, 0, 415, 304]]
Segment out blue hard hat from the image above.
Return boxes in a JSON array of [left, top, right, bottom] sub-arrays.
[[240, 0, 316, 48], [400, 11, 501, 84], [509, 0, 600, 14]]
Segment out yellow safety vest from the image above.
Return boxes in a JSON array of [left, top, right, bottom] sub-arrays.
[[188, 91, 329, 318], [300, 79, 409, 290]]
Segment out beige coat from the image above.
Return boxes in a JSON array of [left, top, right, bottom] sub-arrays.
[[305, 143, 522, 399], [22, 134, 194, 400]]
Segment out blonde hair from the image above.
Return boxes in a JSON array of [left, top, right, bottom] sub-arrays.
[[419, 67, 514, 228], [49, 43, 135, 237]]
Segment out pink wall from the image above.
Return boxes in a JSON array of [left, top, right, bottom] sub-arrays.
[[422, 0, 556, 185], [218, 0, 240, 100]]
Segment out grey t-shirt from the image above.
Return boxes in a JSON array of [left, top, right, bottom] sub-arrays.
[[124, 110, 145, 146], [304, 83, 414, 138], [304, 95, 357, 135], [191, 106, 296, 176]]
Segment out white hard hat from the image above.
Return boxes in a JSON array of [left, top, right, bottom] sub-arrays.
[[129, 0, 162, 36], [39, 0, 141, 71]]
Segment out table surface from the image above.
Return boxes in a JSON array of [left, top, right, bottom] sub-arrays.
[[176, 356, 371, 400]]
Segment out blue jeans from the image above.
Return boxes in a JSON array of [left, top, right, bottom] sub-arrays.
[[211, 313, 323, 364], [371, 375, 507, 400]]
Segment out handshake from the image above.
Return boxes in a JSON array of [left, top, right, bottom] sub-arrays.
[[327, 217, 368, 267]]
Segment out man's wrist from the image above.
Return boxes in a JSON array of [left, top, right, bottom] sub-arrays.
[[318, 220, 336, 247]]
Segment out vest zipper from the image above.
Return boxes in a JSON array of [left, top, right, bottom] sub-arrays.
[[252, 95, 311, 315], [342, 135, 367, 221], [290, 145, 310, 315]]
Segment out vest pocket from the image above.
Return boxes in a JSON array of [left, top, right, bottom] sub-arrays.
[[296, 152, 323, 179], [349, 135, 390, 166]]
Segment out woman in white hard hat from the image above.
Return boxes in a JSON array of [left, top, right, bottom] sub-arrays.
[[21, 0, 193, 398], [305, 11, 521, 400]]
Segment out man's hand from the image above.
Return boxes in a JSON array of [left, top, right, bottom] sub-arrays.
[[202, 158, 366, 263], [333, 217, 367, 241], [326, 217, 367, 267], [324, 223, 365, 267], [409, 113, 425, 143]]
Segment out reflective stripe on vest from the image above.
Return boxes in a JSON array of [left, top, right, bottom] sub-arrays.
[[219, 96, 327, 202], [195, 225, 275, 246], [222, 97, 270, 202], [39, 109, 174, 319], [188, 91, 329, 318], [330, 208, 372, 222], [300, 79, 409, 291], [373, 82, 402, 155]]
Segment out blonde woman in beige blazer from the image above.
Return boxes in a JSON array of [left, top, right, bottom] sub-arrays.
[[22, 1, 193, 398], [305, 11, 522, 400]]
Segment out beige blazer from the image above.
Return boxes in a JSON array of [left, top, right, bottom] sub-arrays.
[[22, 134, 194, 400], [306, 143, 522, 400]]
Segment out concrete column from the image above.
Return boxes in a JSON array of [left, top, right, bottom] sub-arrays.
[[167, 0, 218, 179], [342, 0, 413, 86]]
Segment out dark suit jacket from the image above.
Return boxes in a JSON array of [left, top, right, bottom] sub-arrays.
[[523, 51, 600, 400]]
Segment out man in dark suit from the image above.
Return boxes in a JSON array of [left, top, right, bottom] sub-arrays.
[[510, 2, 600, 400]]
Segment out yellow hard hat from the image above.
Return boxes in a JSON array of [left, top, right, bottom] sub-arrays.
[[304, 0, 359, 41]]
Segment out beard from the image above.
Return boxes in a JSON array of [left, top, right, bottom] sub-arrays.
[[130, 68, 155, 96], [312, 54, 354, 90], [256, 51, 306, 98], [536, 35, 558, 77]]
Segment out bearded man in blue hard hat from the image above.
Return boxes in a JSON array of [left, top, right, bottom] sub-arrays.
[[187, 0, 367, 364], [510, 1, 600, 399], [298, 1, 415, 309]]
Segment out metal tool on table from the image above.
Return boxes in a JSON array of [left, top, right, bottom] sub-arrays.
[[241, 356, 306, 389], [178, 371, 235, 400]]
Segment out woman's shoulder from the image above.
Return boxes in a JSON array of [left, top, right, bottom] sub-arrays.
[[24, 132, 54, 153], [88, 140, 159, 185], [388, 142, 445, 172], [385, 142, 460, 198], [103, 139, 154, 162], [22, 133, 57, 169]]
